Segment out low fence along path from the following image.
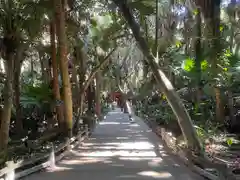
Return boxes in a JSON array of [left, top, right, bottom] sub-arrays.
[[23, 108, 203, 180]]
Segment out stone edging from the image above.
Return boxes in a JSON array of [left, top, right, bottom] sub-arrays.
[[140, 117, 235, 180]]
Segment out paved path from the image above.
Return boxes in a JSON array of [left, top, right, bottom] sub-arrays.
[[23, 109, 203, 180]]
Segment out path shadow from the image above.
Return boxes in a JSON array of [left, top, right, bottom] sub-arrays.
[[22, 110, 202, 180]]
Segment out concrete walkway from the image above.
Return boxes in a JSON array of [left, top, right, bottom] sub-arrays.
[[23, 109, 203, 180]]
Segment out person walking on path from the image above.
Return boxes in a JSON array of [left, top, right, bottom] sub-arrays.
[[126, 100, 134, 122]]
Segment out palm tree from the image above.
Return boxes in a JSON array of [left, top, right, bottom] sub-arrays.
[[0, 0, 46, 150]]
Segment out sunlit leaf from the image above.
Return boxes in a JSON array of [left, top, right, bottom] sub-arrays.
[[98, 14, 113, 29], [227, 138, 233, 146], [175, 40, 182, 48], [129, 0, 155, 15], [201, 60, 208, 70], [225, 49, 232, 57], [183, 58, 194, 72], [162, 94, 167, 100], [219, 25, 224, 32], [90, 18, 97, 27], [193, 9, 199, 15], [90, 26, 101, 38]]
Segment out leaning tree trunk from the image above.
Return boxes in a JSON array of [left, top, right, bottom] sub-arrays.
[[55, 0, 73, 137], [114, 1, 202, 154], [50, 20, 64, 130], [0, 53, 14, 150], [78, 49, 115, 115]]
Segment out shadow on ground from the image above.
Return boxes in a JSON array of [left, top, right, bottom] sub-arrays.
[[22, 109, 203, 180]]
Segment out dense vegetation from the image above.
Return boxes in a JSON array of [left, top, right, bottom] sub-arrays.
[[0, 0, 239, 177]]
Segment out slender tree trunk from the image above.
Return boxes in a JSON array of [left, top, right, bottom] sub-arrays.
[[14, 46, 25, 134], [95, 69, 101, 118], [196, 0, 224, 122], [78, 48, 86, 116], [72, 65, 79, 112], [154, 0, 159, 55], [194, 8, 203, 115], [114, 1, 202, 154], [227, 90, 235, 123], [50, 20, 64, 130], [14, 61, 22, 133], [39, 52, 48, 83], [73, 48, 115, 131], [72, 47, 80, 112], [228, 0, 236, 123], [87, 84, 94, 114], [0, 53, 14, 150], [215, 87, 223, 121], [210, 1, 224, 123], [55, 0, 73, 137]]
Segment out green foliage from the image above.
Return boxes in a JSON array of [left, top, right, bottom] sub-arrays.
[[194, 125, 208, 142], [227, 138, 233, 146], [21, 83, 53, 108], [128, 0, 155, 16], [0, 0, 47, 39], [89, 13, 122, 51], [182, 58, 208, 72], [182, 58, 195, 72]]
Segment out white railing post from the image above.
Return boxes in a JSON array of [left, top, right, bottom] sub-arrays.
[[85, 124, 89, 137], [77, 126, 82, 143], [49, 143, 55, 169], [5, 161, 14, 180]]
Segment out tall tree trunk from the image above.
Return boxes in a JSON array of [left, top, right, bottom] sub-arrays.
[[72, 47, 80, 112], [78, 48, 86, 116], [14, 59, 22, 133], [50, 20, 64, 130], [212, 1, 224, 123], [39, 52, 49, 83], [196, 0, 224, 122], [0, 53, 14, 150], [14, 45, 27, 134], [114, 1, 202, 154], [227, 90, 235, 123], [210, 1, 224, 123], [72, 64, 79, 112], [55, 0, 73, 137], [87, 83, 94, 114], [95, 69, 101, 118], [229, 0, 236, 52], [227, 0, 236, 123], [195, 8, 203, 112], [154, 0, 159, 55], [73, 48, 115, 131]]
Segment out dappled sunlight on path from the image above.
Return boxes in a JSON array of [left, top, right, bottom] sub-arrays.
[[23, 108, 203, 180]]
